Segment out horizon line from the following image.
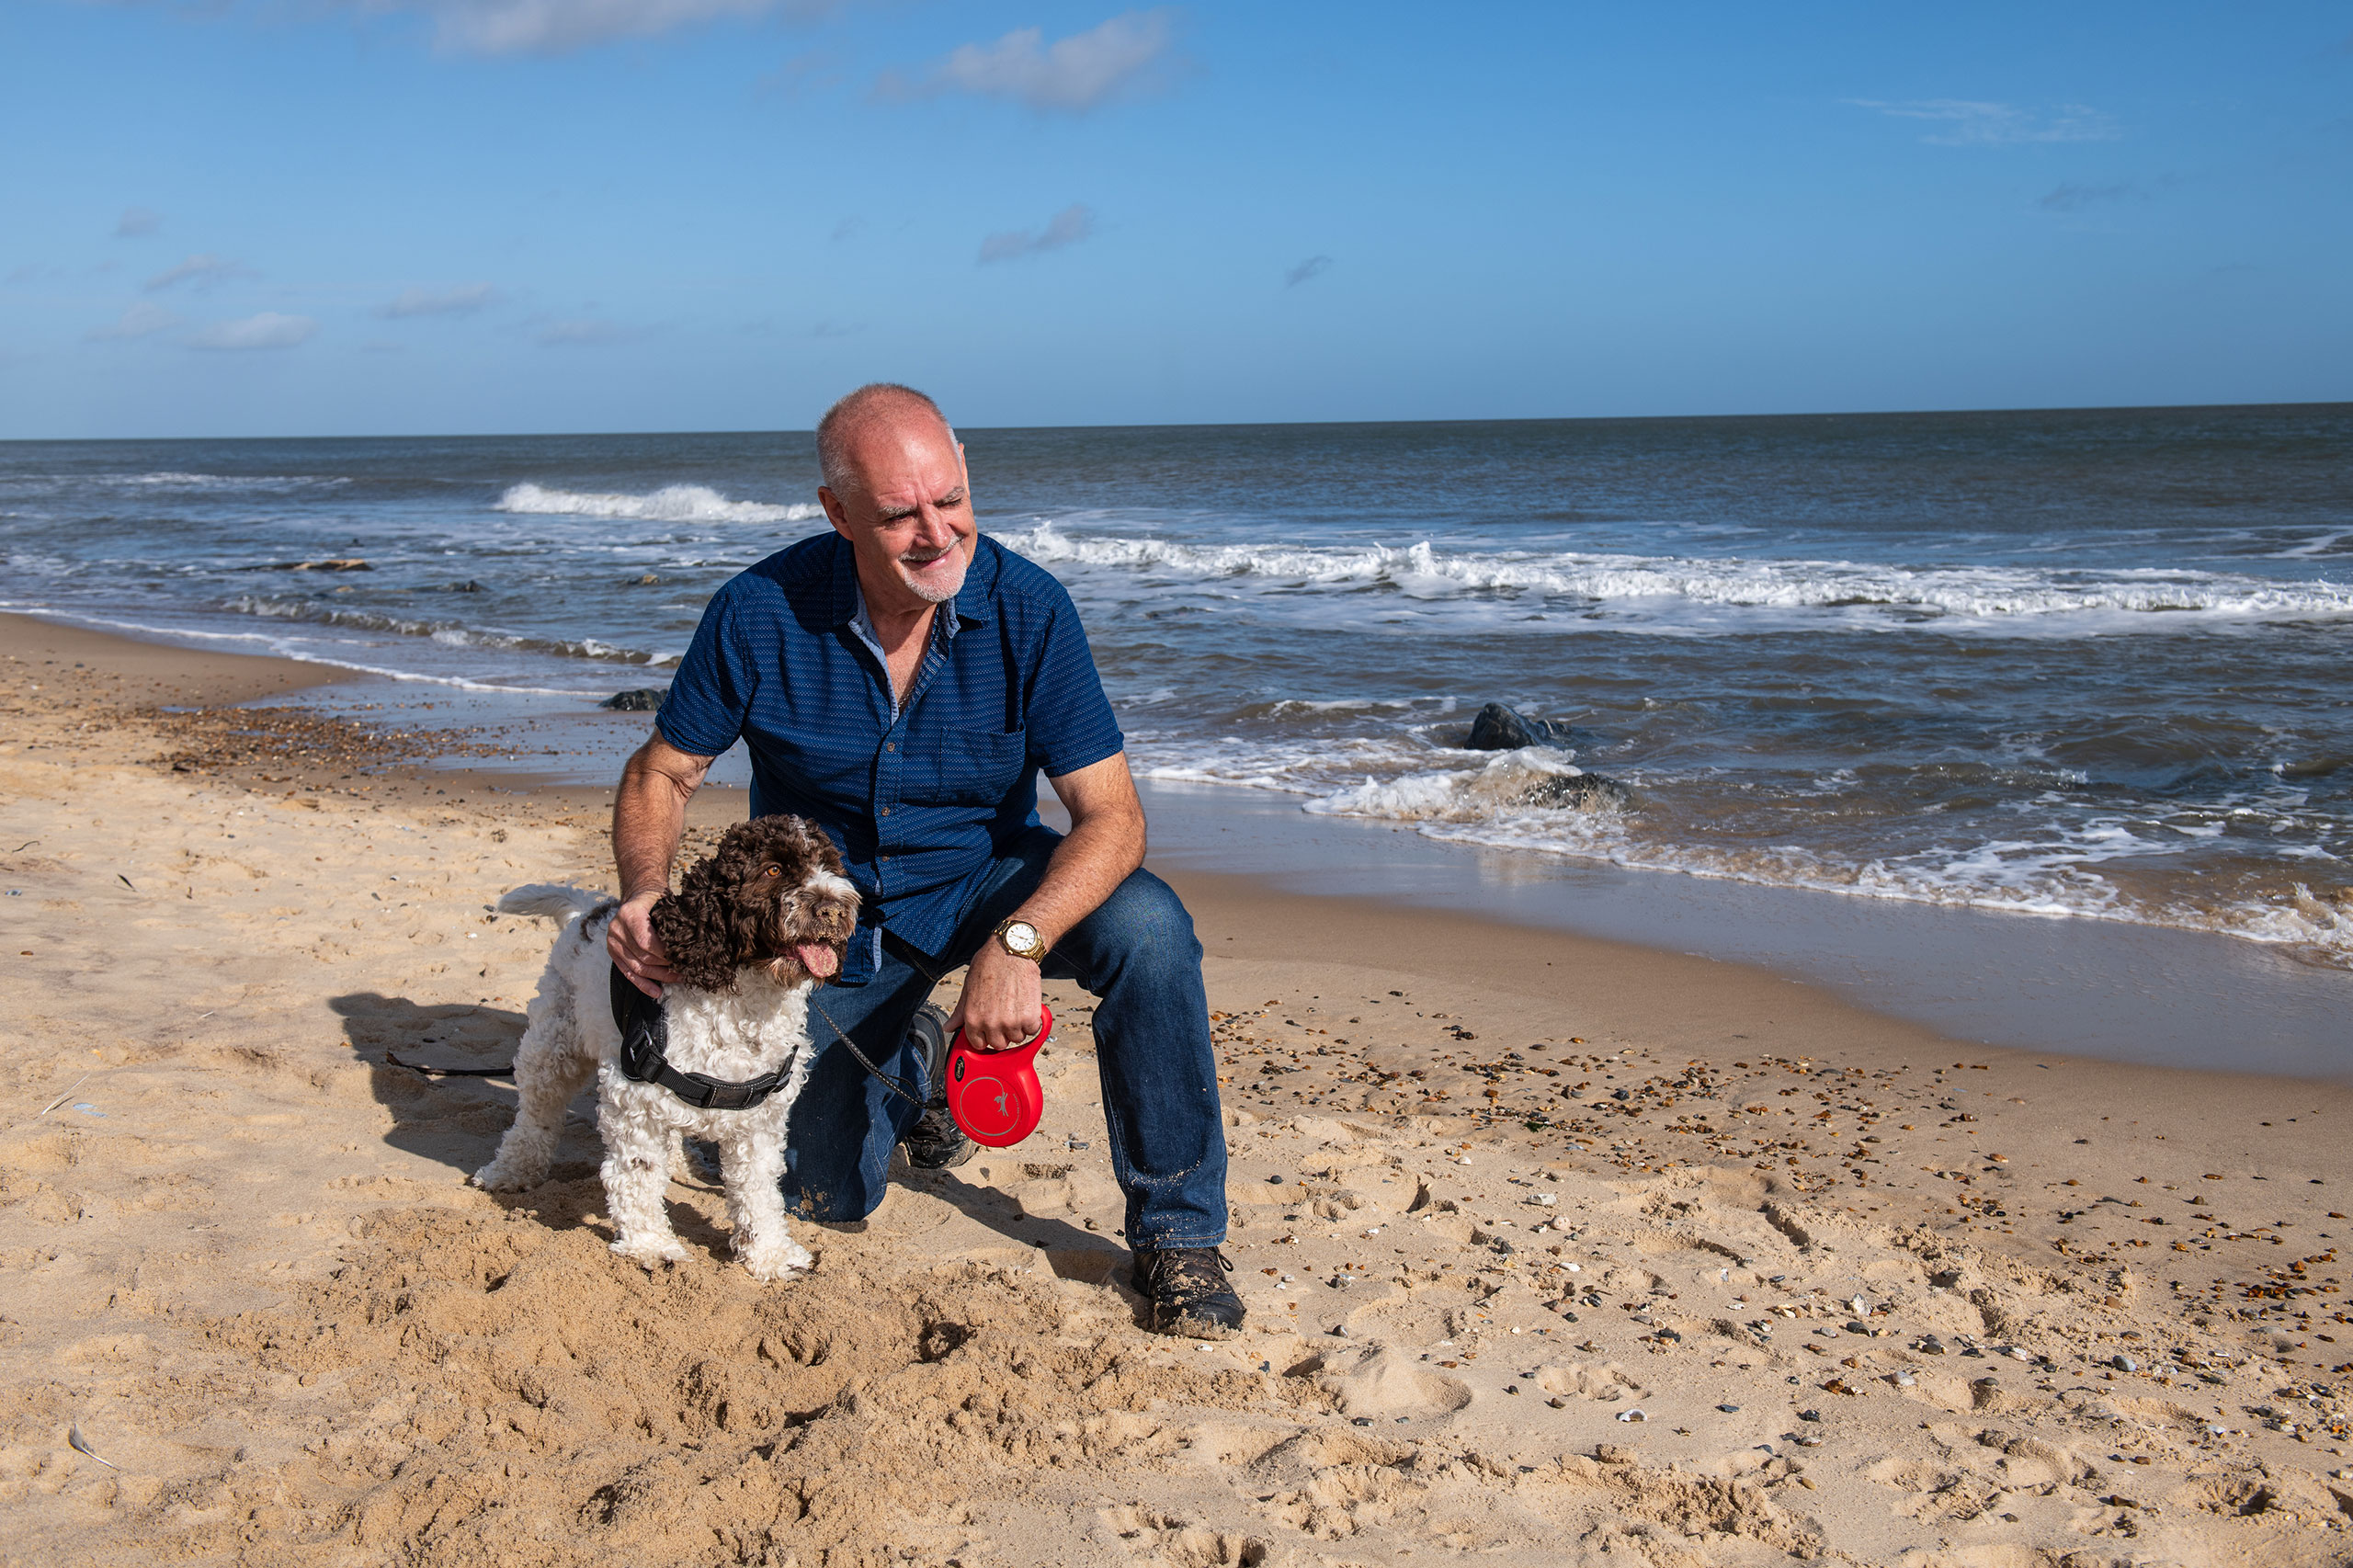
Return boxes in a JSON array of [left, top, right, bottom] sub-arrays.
[[5, 397, 2347, 447]]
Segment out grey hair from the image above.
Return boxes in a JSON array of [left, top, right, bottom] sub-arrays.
[[814, 382, 957, 499]]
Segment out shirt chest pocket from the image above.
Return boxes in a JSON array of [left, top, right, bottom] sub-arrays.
[[907, 727, 1029, 808]]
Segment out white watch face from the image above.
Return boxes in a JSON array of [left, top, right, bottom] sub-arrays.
[[1004, 921, 1040, 953]]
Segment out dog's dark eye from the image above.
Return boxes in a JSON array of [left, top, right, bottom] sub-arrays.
[[762, 865, 782, 878]]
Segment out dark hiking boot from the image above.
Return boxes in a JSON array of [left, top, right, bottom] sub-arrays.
[[1131, 1247, 1245, 1339], [900, 1003, 975, 1171]]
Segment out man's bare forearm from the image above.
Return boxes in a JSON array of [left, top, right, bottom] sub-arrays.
[[1016, 803, 1145, 949], [612, 737, 713, 903]]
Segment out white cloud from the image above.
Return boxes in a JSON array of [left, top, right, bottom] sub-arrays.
[[536, 317, 631, 345], [892, 10, 1176, 113], [978, 204, 1094, 265], [188, 312, 318, 350], [113, 207, 161, 239], [1284, 255, 1333, 288], [376, 282, 501, 318], [405, 0, 779, 55], [145, 254, 250, 291], [1849, 99, 2120, 146], [86, 301, 180, 341]]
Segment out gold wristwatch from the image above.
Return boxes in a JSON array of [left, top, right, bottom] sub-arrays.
[[993, 916, 1048, 962]]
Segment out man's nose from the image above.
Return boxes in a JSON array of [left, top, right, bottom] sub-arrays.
[[909, 506, 956, 549]]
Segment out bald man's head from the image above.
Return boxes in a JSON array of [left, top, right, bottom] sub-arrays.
[[815, 383, 956, 502], [814, 382, 976, 612]]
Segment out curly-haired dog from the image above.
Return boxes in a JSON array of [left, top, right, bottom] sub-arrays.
[[472, 816, 858, 1280]]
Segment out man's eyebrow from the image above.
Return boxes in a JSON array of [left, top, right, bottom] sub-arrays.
[[876, 486, 967, 522]]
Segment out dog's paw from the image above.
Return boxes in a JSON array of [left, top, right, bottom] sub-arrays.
[[609, 1235, 688, 1270], [738, 1241, 813, 1282], [472, 1162, 529, 1192]]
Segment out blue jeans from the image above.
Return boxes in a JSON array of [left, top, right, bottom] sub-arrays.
[[782, 827, 1229, 1250]]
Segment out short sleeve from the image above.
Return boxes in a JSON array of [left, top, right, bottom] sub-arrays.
[[1023, 580, 1124, 779], [655, 588, 756, 759]]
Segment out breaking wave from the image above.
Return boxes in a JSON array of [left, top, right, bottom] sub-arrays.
[[494, 483, 821, 526], [1000, 519, 2353, 628]]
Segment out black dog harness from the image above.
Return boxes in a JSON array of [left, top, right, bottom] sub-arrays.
[[608, 965, 796, 1111], [607, 964, 924, 1113]]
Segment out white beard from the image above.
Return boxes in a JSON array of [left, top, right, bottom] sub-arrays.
[[898, 545, 970, 604]]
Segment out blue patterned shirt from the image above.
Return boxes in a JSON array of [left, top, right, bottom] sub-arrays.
[[655, 531, 1124, 983]]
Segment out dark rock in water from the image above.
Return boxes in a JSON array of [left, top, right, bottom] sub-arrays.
[[599, 688, 665, 711], [1511, 771, 1632, 812], [1466, 701, 1586, 751]]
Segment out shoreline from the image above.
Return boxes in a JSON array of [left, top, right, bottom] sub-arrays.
[[18, 604, 2342, 1082], [9, 608, 2353, 1564]]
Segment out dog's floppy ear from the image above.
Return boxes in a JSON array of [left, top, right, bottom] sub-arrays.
[[650, 824, 763, 994]]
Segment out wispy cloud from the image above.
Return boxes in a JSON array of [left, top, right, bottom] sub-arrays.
[[188, 312, 317, 351], [2039, 181, 2139, 211], [375, 282, 501, 318], [536, 316, 632, 346], [884, 10, 1177, 113], [1284, 255, 1333, 288], [113, 207, 161, 239], [408, 0, 779, 56], [144, 254, 251, 292], [978, 204, 1095, 265], [1849, 99, 2120, 146], [85, 301, 180, 341]]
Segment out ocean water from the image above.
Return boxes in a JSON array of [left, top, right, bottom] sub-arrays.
[[5, 407, 2349, 969]]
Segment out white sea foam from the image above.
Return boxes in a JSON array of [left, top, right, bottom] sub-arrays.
[[1135, 733, 2352, 967], [999, 518, 2353, 629], [222, 596, 676, 665], [494, 483, 821, 526]]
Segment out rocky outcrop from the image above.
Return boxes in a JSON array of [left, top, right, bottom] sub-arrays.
[[1465, 702, 1593, 752], [599, 689, 665, 711], [1511, 770, 1633, 811]]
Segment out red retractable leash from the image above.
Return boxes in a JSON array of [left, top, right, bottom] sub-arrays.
[[946, 1003, 1052, 1147]]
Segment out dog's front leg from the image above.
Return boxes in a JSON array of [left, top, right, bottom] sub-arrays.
[[722, 1111, 809, 1281], [597, 1082, 688, 1269]]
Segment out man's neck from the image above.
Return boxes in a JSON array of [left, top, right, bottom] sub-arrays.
[[851, 559, 939, 650]]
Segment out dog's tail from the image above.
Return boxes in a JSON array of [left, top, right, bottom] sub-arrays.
[[496, 883, 610, 924]]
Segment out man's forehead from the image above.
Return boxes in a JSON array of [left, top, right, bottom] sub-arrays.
[[838, 415, 961, 502]]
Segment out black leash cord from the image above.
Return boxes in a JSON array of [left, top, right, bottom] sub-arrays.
[[807, 994, 926, 1112], [385, 1049, 513, 1078]]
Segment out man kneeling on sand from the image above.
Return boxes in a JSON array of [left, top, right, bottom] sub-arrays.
[[605, 382, 1243, 1339]]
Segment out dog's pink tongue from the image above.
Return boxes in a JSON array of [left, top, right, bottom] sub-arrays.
[[793, 943, 840, 979]]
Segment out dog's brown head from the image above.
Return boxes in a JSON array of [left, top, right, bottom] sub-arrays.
[[651, 815, 859, 994]]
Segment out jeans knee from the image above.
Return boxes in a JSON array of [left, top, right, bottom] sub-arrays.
[[1091, 869, 1200, 961]]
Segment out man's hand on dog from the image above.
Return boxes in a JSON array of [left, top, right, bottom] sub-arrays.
[[949, 939, 1044, 1051], [609, 892, 677, 998]]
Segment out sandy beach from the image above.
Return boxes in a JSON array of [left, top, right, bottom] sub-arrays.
[[6, 610, 2353, 1568]]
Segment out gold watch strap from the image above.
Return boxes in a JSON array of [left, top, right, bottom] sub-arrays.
[[993, 916, 1046, 961]]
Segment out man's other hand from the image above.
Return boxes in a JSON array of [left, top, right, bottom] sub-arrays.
[[608, 892, 676, 998], [948, 940, 1043, 1051]]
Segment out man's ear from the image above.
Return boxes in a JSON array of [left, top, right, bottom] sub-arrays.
[[819, 485, 853, 540]]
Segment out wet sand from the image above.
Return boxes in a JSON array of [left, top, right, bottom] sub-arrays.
[[6, 611, 2352, 1567]]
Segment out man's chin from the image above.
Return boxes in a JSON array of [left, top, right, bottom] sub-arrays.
[[898, 562, 968, 605]]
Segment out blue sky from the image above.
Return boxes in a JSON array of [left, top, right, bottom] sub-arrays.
[[3, 1, 2348, 437]]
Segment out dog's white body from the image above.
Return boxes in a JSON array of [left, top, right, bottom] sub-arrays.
[[472, 882, 835, 1281]]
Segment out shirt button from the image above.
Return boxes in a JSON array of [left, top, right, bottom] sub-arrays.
[[885, 742, 895, 752], [880, 806, 891, 816]]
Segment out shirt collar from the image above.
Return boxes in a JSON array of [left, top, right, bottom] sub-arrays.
[[827, 531, 997, 633]]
